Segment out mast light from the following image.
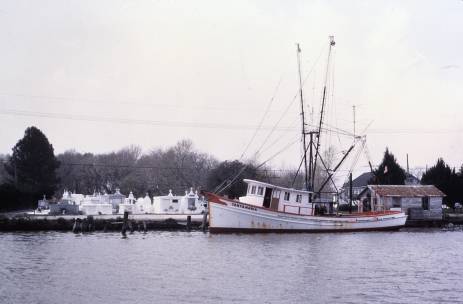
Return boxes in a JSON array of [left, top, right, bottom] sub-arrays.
[[329, 35, 335, 46]]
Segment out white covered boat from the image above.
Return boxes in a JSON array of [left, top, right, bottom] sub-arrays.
[[206, 179, 407, 233]]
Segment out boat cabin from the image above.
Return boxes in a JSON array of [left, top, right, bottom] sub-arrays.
[[239, 179, 313, 215]]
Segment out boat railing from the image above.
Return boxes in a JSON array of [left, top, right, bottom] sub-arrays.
[[283, 205, 312, 215]]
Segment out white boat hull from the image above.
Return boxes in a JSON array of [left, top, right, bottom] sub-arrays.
[[208, 198, 407, 233]]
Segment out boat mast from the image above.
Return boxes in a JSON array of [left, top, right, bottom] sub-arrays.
[[312, 35, 335, 191], [296, 43, 309, 191]]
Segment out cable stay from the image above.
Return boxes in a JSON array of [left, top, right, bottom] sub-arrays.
[[312, 36, 336, 191], [239, 73, 286, 160], [215, 137, 300, 194]]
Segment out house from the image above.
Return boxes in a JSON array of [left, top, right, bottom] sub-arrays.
[[405, 173, 420, 185], [340, 172, 421, 202], [358, 185, 445, 220], [340, 172, 374, 202]]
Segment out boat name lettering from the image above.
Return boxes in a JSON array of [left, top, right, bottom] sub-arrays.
[[232, 203, 257, 211]]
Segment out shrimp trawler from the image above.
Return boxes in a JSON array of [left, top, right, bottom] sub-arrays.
[[206, 36, 407, 232]]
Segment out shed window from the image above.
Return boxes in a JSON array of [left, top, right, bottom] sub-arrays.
[[296, 194, 302, 203], [250, 186, 256, 194], [257, 187, 264, 196], [284, 192, 290, 201], [422, 197, 430, 210]]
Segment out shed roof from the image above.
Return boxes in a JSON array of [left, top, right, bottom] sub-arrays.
[[360, 185, 445, 197]]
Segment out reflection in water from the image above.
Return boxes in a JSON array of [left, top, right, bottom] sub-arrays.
[[1, 230, 462, 304]]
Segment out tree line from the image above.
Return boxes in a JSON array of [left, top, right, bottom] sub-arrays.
[[3, 126, 461, 211], [369, 148, 463, 207], [0, 127, 269, 211]]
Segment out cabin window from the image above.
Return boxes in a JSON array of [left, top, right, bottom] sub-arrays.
[[172, 199, 178, 203], [273, 190, 281, 198], [392, 197, 401, 208], [257, 187, 264, 196], [250, 186, 256, 194], [296, 194, 302, 203], [422, 197, 430, 210], [284, 192, 290, 201]]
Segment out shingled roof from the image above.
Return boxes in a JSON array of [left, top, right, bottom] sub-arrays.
[[360, 185, 445, 197]]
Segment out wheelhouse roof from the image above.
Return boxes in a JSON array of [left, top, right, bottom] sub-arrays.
[[243, 179, 312, 195]]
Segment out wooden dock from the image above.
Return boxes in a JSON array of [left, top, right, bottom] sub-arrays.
[[0, 213, 207, 232]]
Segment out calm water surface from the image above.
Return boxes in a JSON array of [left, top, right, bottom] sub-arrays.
[[1, 229, 462, 304]]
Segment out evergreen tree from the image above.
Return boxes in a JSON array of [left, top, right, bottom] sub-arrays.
[[4, 126, 60, 202], [421, 158, 463, 207], [206, 160, 261, 199], [370, 148, 406, 185]]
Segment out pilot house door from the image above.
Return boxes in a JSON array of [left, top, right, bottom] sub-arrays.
[[263, 187, 272, 208]]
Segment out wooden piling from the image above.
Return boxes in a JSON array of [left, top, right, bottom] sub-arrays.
[[72, 218, 79, 234], [81, 219, 88, 233], [202, 211, 208, 232], [186, 215, 191, 231], [87, 215, 94, 232], [143, 221, 147, 233], [121, 211, 128, 237]]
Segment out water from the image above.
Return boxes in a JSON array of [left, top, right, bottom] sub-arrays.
[[1, 229, 462, 304]]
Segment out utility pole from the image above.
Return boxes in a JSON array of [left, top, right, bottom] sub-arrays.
[[406, 153, 410, 174], [353, 105, 356, 138], [349, 172, 353, 214]]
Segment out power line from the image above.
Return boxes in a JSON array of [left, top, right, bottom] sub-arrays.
[[0, 159, 301, 173], [0, 109, 296, 132], [0, 92, 265, 113]]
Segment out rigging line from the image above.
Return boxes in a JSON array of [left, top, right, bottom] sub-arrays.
[[311, 142, 336, 192], [306, 122, 354, 138], [217, 138, 300, 194], [240, 73, 285, 160], [348, 139, 365, 174], [341, 139, 366, 188], [258, 120, 299, 156], [291, 155, 305, 188], [253, 92, 298, 159], [256, 138, 300, 170], [330, 48, 342, 147], [313, 37, 335, 188], [252, 43, 328, 159], [215, 165, 249, 194]]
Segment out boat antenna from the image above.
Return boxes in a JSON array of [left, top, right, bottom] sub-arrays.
[[312, 35, 335, 191], [296, 43, 309, 191]]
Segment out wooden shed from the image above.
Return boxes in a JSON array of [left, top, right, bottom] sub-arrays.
[[358, 185, 445, 220]]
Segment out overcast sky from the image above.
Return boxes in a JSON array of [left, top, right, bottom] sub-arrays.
[[0, 0, 462, 181]]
